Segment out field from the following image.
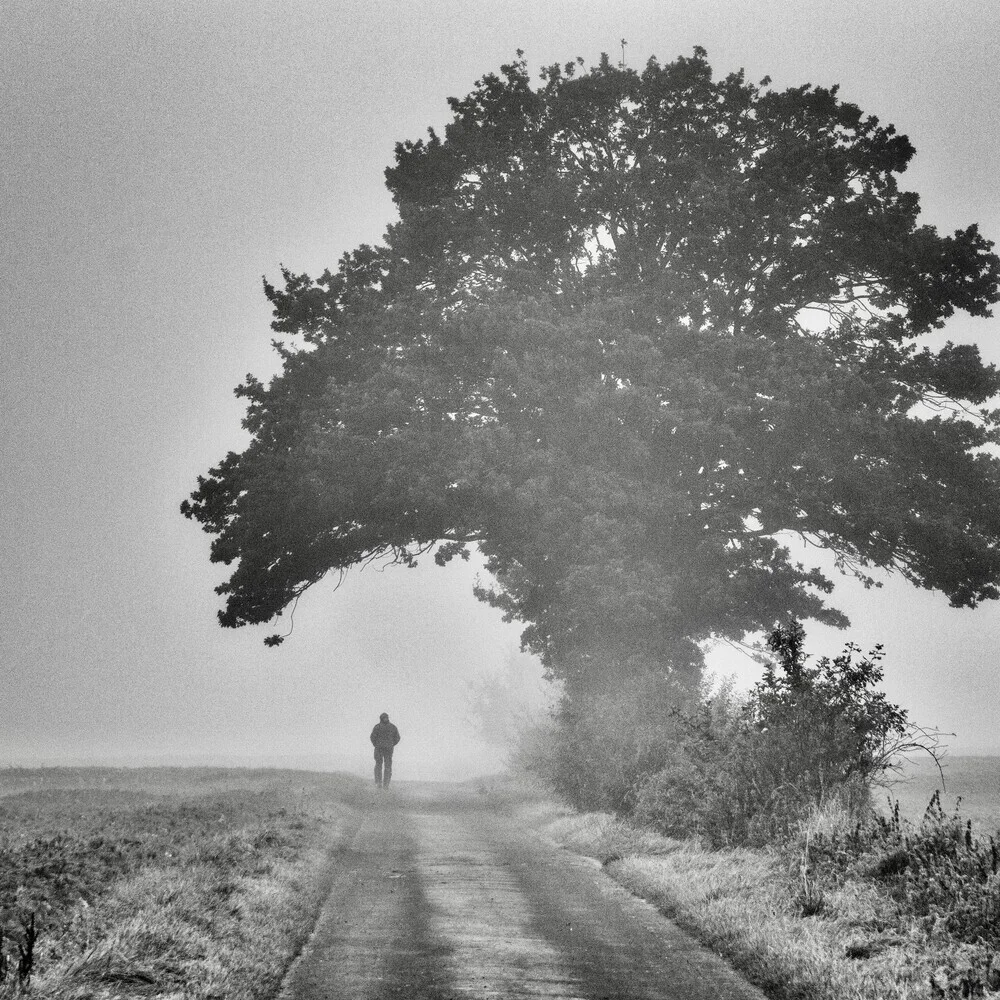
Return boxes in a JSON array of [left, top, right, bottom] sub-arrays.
[[884, 755, 1000, 834], [0, 767, 367, 999]]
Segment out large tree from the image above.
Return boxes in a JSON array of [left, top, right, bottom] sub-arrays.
[[183, 49, 1000, 692]]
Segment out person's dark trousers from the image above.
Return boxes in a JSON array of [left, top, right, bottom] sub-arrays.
[[374, 747, 394, 787]]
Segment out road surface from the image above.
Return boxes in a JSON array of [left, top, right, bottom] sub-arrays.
[[278, 782, 766, 1000]]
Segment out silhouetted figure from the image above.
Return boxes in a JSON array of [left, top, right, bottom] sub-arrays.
[[370, 712, 401, 788]]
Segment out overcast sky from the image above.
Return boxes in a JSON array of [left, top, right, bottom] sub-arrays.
[[3, 0, 999, 780]]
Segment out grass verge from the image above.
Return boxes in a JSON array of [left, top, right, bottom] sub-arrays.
[[494, 780, 997, 1000]]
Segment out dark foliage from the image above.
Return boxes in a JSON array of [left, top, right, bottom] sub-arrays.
[[183, 49, 1000, 695]]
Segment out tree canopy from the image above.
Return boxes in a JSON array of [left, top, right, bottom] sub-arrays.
[[182, 48, 1000, 691]]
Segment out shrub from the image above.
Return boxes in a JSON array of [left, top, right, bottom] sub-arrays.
[[750, 622, 912, 790], [547, 670, 694, 814], [534, 622, 938, 851], [633, 678, 768, 844], [636, 623, 922, 846]]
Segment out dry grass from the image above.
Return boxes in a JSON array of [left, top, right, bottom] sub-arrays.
[[540, 810, 680, 862], [610, 852, 930, 1000], [0, 768, 365, 1000], [42, 856, 324, 999]]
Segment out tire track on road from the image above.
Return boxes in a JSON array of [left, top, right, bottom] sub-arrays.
[[277, 796, 449, 999], [415, 809, 583, 997]]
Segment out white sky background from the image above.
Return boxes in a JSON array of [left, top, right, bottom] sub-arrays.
[[3, 0, 999, 778]]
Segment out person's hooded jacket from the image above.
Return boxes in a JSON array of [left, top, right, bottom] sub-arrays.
[[370, 719, 401, 750]]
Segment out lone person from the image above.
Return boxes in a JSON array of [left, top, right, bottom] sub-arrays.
[[370, 712, 401, 788]]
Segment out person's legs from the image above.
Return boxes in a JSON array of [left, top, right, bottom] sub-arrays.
[[373, 748, 384, 787], [383, 749, 393, 787]]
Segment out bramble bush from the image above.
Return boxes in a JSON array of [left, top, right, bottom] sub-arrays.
[[630, 676, 773, 844], [519, 622, 943, 850]]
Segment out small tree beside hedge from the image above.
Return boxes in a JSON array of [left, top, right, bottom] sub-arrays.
[[634, 622, 930, 846]]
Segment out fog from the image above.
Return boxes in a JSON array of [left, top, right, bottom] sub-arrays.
[[3, 1, 999, 780]]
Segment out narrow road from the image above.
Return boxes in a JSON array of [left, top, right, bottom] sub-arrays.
[[279, 783, 766, 1000]]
